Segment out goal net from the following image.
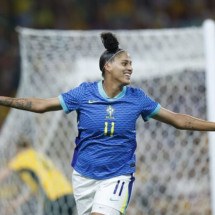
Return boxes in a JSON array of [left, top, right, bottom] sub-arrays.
[[0, 23, 214, 215]]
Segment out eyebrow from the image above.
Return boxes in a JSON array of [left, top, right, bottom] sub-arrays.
[[121, 59, 132, 64]]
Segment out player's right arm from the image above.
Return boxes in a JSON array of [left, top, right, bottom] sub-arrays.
[[0, 96, 62, 113]]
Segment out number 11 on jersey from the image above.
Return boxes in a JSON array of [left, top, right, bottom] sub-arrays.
[[104, 122, 115, 136]]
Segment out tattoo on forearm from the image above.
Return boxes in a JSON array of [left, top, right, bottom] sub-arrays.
[[0, 98, 32, 110], [185, 120, 194, 129]]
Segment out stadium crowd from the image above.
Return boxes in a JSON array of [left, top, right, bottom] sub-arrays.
[[0, 0, 215, 128]]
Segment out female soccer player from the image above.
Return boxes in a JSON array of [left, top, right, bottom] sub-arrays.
[[0, 32, 215, 215]]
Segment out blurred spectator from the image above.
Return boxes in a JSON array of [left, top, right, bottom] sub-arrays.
[[0, 138, 76, 215]]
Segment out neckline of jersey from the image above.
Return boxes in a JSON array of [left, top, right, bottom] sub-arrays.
[[98, 81, 127, 100]]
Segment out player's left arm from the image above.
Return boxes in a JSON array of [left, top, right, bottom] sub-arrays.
[[153, 107, 215, 131]]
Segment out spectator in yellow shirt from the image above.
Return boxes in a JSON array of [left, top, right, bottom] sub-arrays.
[[0, 139, 76, 215]]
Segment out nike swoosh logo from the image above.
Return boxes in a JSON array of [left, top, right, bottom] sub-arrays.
[[88, 100, 99, 104], [109, 198, 119, 201]]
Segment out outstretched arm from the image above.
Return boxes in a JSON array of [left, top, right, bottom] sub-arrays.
[[0, 96, 62, 113], [153, 107, 215, 131]]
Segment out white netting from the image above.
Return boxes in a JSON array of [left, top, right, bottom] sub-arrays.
[[0, 26, 211, 215]]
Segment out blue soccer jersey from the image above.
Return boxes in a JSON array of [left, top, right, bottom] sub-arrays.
[[58, 81, 161, 179]]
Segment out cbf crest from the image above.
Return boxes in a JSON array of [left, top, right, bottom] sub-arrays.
[[106, 105, 115, 119]]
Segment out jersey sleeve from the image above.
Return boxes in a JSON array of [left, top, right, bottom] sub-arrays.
[[138, 89, 161, 121], [58, 82, 86, 114]]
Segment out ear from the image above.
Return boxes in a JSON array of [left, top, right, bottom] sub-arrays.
[[104, 62, 112, 72]]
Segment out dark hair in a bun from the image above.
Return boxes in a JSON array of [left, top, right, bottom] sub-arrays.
[[99, 32, 124, 75], [101, 32, 119, 53]]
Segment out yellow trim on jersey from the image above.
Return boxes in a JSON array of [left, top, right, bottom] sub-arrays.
[[9, 149, 73, 200]]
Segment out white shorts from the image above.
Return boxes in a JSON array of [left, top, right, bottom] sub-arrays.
[[72, 170, 135, 215]]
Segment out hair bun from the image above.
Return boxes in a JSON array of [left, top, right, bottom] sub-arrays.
[[101, 32, 119, 52]]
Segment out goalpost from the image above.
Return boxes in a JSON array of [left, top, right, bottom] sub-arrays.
[[0, 20, 215, 215], [204, 20, 215, 215]]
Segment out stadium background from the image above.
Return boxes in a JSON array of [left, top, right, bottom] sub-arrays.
[[0, 1, 215, 215], [0, 0, 215, 128]]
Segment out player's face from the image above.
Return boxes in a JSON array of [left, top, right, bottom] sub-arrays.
[[108, 52, 133, 86]]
